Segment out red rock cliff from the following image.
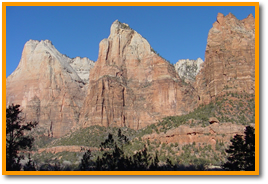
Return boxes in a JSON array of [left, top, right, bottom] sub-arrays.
[[6, 40, 87, 138], [195, 13, 255, 104], [79, 20, 197, 129], [6, 13, 255, 137]]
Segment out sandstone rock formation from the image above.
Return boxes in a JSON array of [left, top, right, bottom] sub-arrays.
[[174, 58, 203, 83], [6, 40, 88, 138], [195, 13, 255, 105], [142, 122, 254, 147], [68, 57, 95, 84], [79, 20, 197, 130], [6, 13, 255, 139], [209, 117, 219, 124]]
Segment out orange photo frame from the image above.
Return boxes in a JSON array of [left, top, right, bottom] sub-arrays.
[[2, 2, 259, 175]]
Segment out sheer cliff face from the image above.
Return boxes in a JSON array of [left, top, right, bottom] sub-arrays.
[[6, 40, 88, 138], [79, 20, 197, 129], [195, 13, 255, 105]]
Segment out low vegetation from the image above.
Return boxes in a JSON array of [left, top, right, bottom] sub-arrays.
[[137, 92, 254, 137]]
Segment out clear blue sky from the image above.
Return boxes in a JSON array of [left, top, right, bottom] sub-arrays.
[[6, 6, 255, 77]]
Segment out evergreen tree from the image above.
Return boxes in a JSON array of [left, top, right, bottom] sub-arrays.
[[79, 149, 92, 171], [132, 146, 151, 170], [100, 133, 115, 150], [244, 126, 255, 170], [222, 134, 245, 170], [222, 126, 255, 171], [23, 154, 36, 171], [149, 152, 159, 170], [6, 104, 38, 171], [117, 129, 129, 148]]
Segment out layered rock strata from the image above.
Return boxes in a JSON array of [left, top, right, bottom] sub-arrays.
[[195, 13, 255, 105], [142, 121, 254, 147], [6, 40, 88, 137], [79, 20, 197, 129]]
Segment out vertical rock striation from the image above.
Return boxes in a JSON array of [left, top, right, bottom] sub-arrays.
[[195, 13, 255, 105], [79, 20, 197, 129]]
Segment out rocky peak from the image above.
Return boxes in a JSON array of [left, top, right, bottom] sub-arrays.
[[212, 13, 254, 35], [174, 58, 203, 82], [6, 39, 88, 138], [225, 12, 236, 19], [13, 39, 83, 83], [195, 13, 255, 105], [110, 20, 132, 33], [24, 39, 39, 50], [242, 14, 255, 30], [79, 20, 196, 130], [216, 12, 225, 24], [92, 20, 155, 81], [68, 57, 95, 84]]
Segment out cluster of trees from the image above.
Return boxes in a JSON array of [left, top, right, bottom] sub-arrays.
[[79, 129, 209, 171], [6, 104, 256, 171], [79, 130, 162, 171]]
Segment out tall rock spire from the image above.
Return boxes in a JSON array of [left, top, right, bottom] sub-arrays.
[[79, 20, 197, 129]]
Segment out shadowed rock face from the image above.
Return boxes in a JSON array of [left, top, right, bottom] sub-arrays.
[[79, 20, 198, 129], [6, 40, 88, 138], [195, 13, 255, 105]]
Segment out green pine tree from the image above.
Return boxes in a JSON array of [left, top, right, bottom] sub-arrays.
[[79, 149, 92, 171], [222, 126, 255, 171], [6, 104, 38, 171]]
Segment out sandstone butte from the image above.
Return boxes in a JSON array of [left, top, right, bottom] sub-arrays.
[[6, 13, 255, 138]]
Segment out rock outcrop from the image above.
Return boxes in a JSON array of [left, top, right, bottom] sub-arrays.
[[174, 58, 203, 83], [68, 57, 95, 84], [195, 13, 255, 105], [142, 122, 254, 147], [6, 40, 88, 138], [79, 20, 197, 129]]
